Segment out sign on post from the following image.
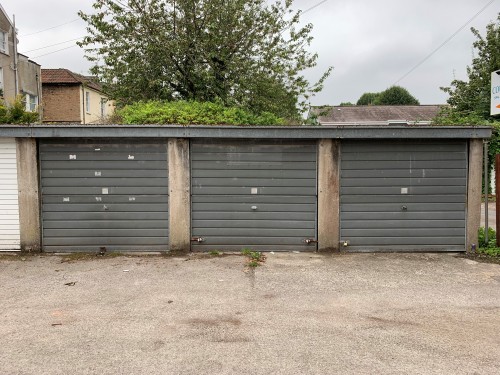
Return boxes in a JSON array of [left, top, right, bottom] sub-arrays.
[[491, 70, 500, 116]]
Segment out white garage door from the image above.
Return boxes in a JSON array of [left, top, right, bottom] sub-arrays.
[[0, 138, 20, 250]]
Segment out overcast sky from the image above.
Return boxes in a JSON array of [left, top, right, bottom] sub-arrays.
[[1, 0, 498, 105]]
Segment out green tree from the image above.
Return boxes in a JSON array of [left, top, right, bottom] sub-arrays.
[[438, 15, 500, 192], [356, 92, 379, 105], [441, 15, 500, 119], [78, 0, 332, 122], [375, 86, 420, 105], [355, 86, 419, 106]]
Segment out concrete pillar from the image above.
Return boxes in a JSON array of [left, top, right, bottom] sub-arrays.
[[467, 139, 483, 252], [168, 138, 191, 252], [317, 139, 340, 252], [16, 138, 41, 252]]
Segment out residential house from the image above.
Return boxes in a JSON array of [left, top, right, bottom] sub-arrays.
[[309, 105, 443, 125], [41, 68, 115, 124], [0, 4, 41, 113]]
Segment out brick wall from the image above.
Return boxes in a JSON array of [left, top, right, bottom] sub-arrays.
[[42, 85, 81, 123]]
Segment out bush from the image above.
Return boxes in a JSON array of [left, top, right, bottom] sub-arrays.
[[0, 97, 39, 124], [478, 227, 496, 248], [477, 227, 500, 258], [479, 247, 500, 257], [117, 100, 285, 126], [0, 104, 8, 123]]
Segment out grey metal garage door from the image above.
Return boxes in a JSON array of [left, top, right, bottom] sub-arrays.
[[40, 140, 168, 252], [340, 140, 467, 251], [191, 140, 317, 251]]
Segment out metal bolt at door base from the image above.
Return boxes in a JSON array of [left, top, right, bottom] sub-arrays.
[[191, 237, 206, 243], [303, 238, 317, 244]]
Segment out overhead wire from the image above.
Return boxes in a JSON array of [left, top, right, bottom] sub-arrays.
[[393, 0, 497, 85], [111, 0, 132, 10], [301, 0, 329, 16], [22, 37, 84, 53], [20, 18, 80, 37], [32, 44, 78, 59], [280, 0, 330, 34]]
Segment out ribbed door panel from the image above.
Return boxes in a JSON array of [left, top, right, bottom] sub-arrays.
[[340, 140, 467, 251], [0, 138, 20, 251], [40, 140, 168, 252], [191, 140, 317, 251]]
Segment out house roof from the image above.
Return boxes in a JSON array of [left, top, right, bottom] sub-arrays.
[[41, 69, 103, 92], [0, 4, 13, 26], [310, 105, 443, 125], [18, 53, 41, 66]]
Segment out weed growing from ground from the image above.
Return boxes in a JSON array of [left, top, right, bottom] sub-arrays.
[[241, 248, 266, 267], [208, 250, 222, 256], [60, 252, 123, 262]]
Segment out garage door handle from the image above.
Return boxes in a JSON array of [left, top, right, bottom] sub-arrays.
[[401, 205, 407, 211]]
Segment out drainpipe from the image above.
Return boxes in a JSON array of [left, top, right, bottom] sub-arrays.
[[81, 86, 86, 124], [13, 15, 19, 96], [35, 72, 41, 121]]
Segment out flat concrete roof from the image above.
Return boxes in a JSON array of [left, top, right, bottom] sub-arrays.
[[0, 124, 492, 139]]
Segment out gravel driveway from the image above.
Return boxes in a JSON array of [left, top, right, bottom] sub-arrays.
[[1, 252, 499, 375]]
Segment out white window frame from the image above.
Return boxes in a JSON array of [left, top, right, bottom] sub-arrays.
[[24, 94, 37, 112], [0, 31, 8, 55], [85, 91, 90, 113], [100, 98, 106, 117]]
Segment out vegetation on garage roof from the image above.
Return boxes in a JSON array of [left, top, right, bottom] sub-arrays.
[[116, 100, 288, 126], [0, 97, 39, 125]]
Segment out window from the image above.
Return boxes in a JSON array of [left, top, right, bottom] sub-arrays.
[[24, 94, 37, 112], [100, 98, 106, 117], [85, 91, 90, 113], [0, 31, 8, 54]]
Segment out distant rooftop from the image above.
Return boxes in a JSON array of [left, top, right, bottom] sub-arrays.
[[41, 69, 103, 92], [310, 105, 444, 125]]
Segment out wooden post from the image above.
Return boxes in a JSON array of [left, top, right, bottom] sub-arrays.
[[484, 142, 489, 243], [496, 154, 500, 245]]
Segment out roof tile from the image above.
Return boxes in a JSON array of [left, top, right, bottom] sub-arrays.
[[41, 68, 103, 92], [311, 105, 443, 124]]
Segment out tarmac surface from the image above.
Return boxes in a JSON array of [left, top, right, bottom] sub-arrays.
[[0, 252, 499, 375]]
